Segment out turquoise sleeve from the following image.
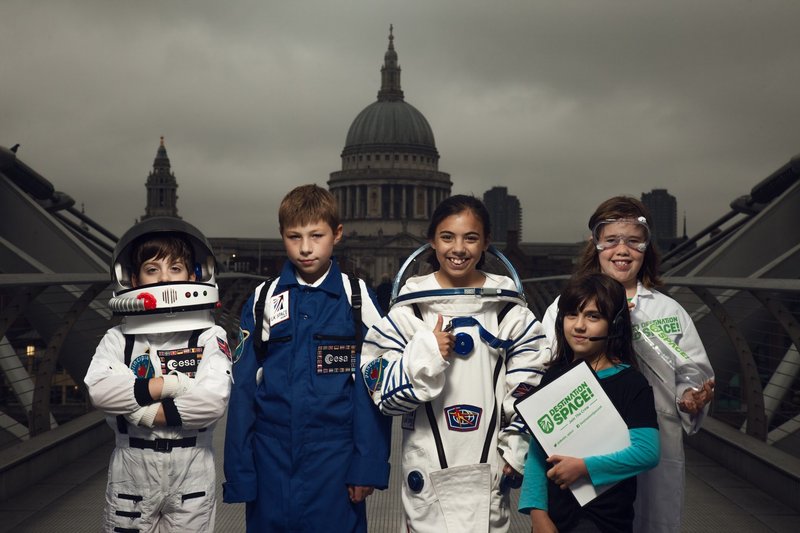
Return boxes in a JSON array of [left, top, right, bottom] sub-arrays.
[[584, 427, 660, 486], [518, 443, 548, 513]]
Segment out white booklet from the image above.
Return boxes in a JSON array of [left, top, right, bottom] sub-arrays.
[[514, 360, 629, 506]]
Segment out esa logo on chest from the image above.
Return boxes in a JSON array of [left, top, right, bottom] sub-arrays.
[[316, 344, 356, 374], [158, 347, 204, 377]]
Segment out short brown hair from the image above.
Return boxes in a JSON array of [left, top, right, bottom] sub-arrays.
[[131, 234, 194, 277], [575, 196, 663, 288], [278, 184, 340, 234]]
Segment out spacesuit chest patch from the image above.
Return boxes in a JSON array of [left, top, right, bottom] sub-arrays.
[[316, 344, 356, 374], [130, 353, 155, 379], [217, 336, 232, 361], [233, 327, 250, 364], [158, 347, 203, 377], [511, 382, 534, 399], [444, 404, 482, 432], [363, 357, 388, 392], [269, 290, 290, 327]]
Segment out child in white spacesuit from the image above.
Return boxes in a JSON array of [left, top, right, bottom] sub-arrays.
[[540, 196, 714, 533], [84, 217, 231, 532], [520, 273, 660, 533], [360, 195, 549, 533]]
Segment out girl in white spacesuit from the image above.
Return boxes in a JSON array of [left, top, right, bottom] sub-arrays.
[[360, 195, 549, 533], [540, 196, 715, 533]]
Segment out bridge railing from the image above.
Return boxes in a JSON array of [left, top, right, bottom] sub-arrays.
[[522, 275, 800, 457], [0, 272, 264, 449]]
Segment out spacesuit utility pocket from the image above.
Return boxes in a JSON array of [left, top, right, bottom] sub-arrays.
[[313, 332, 357, 396], [402, 447, 438, 510]]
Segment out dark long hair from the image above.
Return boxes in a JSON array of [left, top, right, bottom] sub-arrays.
[[575, 196, 663, 288], [426, 195, 491, 270], [552, 273, 638, 369]]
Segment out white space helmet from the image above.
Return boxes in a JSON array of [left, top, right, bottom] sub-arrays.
[[389, 244, 527, 357], [109, 217, 219, 334], [390, 244, 527, 308]]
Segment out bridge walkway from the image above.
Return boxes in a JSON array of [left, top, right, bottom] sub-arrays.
[[1, 416, 797, 533]]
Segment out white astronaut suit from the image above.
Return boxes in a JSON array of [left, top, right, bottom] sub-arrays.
[[361, 246, 549, 533], [84, 217, 232, 533]]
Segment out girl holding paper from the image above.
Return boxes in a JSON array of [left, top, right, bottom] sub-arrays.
[[520, 273, 659, 533], [540, 196, 714, 532]]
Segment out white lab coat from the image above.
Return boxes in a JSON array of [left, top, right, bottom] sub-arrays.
[[362, 273, 549, 532], [542, 282, 713, 533]]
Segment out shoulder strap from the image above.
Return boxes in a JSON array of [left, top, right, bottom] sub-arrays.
[[497, 302, 516, 325], [123, 334, 135, 366], [188, 329, 203, 349], [347, 274, 363, 346], [253, 278, 274, 364]]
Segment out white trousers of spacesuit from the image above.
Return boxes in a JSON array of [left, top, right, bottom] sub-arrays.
[[104, 445, 217, 532]]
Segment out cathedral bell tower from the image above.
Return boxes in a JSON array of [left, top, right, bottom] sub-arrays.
[[142, 136, 180, 220]]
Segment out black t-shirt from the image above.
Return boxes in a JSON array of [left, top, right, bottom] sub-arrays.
[[537, 362, 658, 533]]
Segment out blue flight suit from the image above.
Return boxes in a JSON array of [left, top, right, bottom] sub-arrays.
[[223, 258, 391, 532]]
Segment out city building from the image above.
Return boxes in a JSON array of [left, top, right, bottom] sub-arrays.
[[483, 186, 522, 243], [142, 136, 180, 220], [641, 188, 688, 252], [206, 28, 580, 285], [641, 188, 676, 239]]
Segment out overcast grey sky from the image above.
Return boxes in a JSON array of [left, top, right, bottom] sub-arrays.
[[2, 0, 799, 243]]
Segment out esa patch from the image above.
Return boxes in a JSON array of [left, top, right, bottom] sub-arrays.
[[158, 347, 203, 377], [233, 327, 250, 364], [363, 357, 388, 392], [316, 344, 356, 374], [269, 290, 290, 327], [511, 382, 534, 399], [129, 353, 155, 378], [444, 404, 482, 432], [217, 336, 231, 361]]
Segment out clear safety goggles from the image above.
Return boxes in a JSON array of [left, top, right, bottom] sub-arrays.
[[592, 216, 650, 253]]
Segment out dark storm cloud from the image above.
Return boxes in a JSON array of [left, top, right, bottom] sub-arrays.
[[2, 0, 799, 242]]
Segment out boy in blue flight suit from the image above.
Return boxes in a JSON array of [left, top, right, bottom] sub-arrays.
[[223, 184, 391, 532]]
